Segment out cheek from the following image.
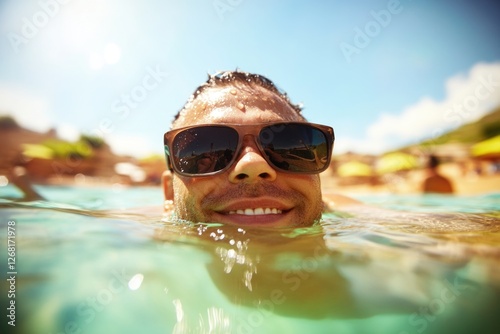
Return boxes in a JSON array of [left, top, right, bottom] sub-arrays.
[[173, 177, 217, 204], [294, 175, 323, 210], [173, 177, 196, 201], [172, 177, 202, 220], [290, 175, 321, 195]]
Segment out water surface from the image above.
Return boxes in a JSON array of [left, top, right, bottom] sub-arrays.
[[0, 185, 499, 334]]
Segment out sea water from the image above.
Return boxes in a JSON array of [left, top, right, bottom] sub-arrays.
[[0, 185, 499, 334]]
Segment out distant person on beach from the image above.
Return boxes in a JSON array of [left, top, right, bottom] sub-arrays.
[[7, 166, 44, 201], [421, 155, 454, 194], [162, 70, 359, 228]]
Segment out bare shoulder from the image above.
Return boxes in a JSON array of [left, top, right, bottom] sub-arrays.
[[322, 193, 395, 217], [323, 193, 364, 210], [120, 205, 165, 217]]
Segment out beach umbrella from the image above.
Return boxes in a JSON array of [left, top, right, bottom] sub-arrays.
[[22, 144, 54, 159], [471, 135, 500, 158], [337, 161, 373, 177], [376, 152, 418, 174]]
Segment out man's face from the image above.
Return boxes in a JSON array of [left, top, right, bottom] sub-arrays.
[[170, 85, 324, 228]]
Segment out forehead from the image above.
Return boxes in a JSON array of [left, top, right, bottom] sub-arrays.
[[173, 85, 305, 129]]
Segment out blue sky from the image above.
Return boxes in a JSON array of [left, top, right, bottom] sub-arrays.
[[1, 0, 499, 158]]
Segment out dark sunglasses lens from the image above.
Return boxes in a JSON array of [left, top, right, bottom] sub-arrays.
[[172, 126, 238, 175], [259, 124, 330, 172]]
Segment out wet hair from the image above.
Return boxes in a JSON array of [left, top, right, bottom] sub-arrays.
[[171, 70, 304, 126], [428, 155, 440, 169]]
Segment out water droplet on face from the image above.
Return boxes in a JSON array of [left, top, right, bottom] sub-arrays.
[[237, 102, 245, 110], [230, 89, 237, 95]]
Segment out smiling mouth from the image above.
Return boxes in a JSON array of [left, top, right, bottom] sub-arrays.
[[227, 208, 283, 215]]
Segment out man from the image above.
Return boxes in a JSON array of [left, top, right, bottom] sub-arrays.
[[162, 70, 359, 228], [422, 155, 454, 194]]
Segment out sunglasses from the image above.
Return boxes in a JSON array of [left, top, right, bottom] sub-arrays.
[[164, 122, 334, 177]]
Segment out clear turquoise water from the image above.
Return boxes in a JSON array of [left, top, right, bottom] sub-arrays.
[[0, 185, 499, 334]]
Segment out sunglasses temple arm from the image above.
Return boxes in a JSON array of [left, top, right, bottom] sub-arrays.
[[164, 146, 174, 173]]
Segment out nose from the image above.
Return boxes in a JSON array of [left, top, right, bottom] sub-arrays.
[[228, 135, 277, 183]]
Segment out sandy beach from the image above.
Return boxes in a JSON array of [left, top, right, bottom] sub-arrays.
[[321, 169, 500, 196]]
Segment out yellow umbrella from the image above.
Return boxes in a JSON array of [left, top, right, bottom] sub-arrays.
[[376, 152, 418, 174], [22, 144, 54, 159], [337, 161, 373, 177], [471, 135, 500, 158]]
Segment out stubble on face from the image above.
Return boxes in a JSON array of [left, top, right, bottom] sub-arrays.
[[170, 85, 325, 226]]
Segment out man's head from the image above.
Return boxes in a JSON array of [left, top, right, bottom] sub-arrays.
[[163, 70, 334, 228], [428, 155, 440, 170]]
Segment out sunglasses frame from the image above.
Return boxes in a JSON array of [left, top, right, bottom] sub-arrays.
[[164, 122, 335, 177]]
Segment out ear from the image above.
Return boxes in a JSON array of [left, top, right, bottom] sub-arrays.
[[162, 170, 174, 201]]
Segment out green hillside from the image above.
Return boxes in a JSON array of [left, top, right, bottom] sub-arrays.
[[418, 106, 500, 147]]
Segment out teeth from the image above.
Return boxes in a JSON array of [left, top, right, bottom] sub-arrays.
[[228, 208, 283, 215]]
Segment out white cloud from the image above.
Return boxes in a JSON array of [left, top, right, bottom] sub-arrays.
[[105, 134, 159, 158], [0, 85, 53, 132], [334, 136, 387, 156], [340, 62, 500, 154], [103, 43, 122, 65], [56, 123, 81, 142]]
